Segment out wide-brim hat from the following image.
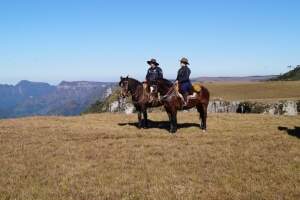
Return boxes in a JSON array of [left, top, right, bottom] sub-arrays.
[[180, 57, 189, 65], [147, 58, 159, 66]]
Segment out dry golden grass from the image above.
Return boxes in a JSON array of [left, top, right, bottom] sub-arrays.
[[206, 81, 300, 101], [0, 112, 299, 200]]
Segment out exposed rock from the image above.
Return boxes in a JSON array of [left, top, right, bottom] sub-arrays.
[[124, 104, 135, 114], [104, 87, 112, 98], [106, 99, 298, 116], [282, 101, 298, 116], [208, 99, 240, 113], [107, 98, 136, 114], [230, 100, 297, 116], [109, 101, 119, 112]]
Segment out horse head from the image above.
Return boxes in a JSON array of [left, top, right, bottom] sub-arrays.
[[119, 76, 130, 98], [119, 76, 142, 98]]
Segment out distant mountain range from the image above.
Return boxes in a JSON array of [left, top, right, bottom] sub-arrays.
[[0, 80, 115, 119], [0, 74, 287, 119]]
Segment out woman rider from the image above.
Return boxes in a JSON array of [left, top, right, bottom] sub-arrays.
[[145, 58, 163, 94], [175, 57, 192, 106]]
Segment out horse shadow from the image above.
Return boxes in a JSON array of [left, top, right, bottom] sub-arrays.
[[118, 119, 199, 131], [278, 126, 300, 139]]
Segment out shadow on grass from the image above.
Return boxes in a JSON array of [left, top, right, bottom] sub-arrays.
[[118, 119, 199, 131], [278, 126, 300, 139]]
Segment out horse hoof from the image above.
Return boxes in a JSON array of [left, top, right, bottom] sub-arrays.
[[202, 130, 207, 133], [170, 130, 176, 134]]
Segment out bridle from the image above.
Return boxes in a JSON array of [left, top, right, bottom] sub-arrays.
[[120, 80, 129, 98]]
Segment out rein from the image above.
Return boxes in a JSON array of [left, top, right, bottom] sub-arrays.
[[163, 83, 179, 99]]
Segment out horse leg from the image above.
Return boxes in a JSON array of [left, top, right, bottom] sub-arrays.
[[172, 111, 178, 133], [167, 112, 174, 133], [137, 111, 143, 129], [143, 110, 148, 128], [197, 104, 205, 131], [202, 104, 208, 131], [168, 111, 177, 133]]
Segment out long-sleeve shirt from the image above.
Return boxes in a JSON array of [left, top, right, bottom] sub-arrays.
[[146, 67, 163, 84], [176, 66, 191, 83]]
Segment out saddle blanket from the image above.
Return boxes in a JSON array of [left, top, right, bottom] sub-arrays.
[[192, 82, 202, 93]]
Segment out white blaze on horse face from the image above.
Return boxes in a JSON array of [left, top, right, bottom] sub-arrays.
[[150, 86, 154, 93]]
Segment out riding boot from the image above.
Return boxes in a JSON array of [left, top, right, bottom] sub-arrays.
[[183, 92, 189, 106]]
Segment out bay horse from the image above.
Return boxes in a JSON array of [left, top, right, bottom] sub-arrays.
[[157, 80, 210, 133], [119, 76, 172, 128]]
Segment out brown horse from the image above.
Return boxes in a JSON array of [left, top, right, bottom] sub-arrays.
[[119, 76, 172, 128], [157, 80, 210, 133]]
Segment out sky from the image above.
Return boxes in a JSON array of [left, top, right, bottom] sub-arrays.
[[0, 0, 299, 85]]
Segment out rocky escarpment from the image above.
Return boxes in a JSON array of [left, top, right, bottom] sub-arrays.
[[208, 99, 299, 116], [86, 89, 299, 116]]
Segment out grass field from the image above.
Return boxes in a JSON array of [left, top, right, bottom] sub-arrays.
[[0, 112, 299, 199], [205, 81, 300, 101]]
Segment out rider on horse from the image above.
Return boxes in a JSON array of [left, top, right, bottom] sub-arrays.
[[175, 57, 192, 106], [145, 58, 163, 100]]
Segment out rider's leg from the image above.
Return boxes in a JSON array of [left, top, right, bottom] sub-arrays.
[[183, 92, 189, 106]]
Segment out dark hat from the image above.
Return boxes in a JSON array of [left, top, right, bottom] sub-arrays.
[[180, 57, 189, 65], [147, 58, 159, 66]]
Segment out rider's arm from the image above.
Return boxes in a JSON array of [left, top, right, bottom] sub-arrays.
[[157, 67, 163, 79]]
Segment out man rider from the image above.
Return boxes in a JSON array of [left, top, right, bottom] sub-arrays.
[[175, 57, 192, 106], [145, 58, 163, 94]]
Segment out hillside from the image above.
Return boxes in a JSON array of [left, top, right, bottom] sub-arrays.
[[0, 81, 116, 118], [83, 88, 122, 114], [0, 113, 299, 199], [271, 66, 300, 81]]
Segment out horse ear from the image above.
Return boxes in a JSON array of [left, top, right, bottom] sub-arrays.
[[126, 75, 129, 79]]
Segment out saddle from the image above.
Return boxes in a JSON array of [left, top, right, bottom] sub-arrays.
[[175, 82, 203, 106], [192, 82, 202, 93], [175, 82, 202, 95]]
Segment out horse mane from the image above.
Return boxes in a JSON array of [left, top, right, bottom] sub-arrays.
[[127, 77, 142, 85], [159, 78, 173, 87]]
